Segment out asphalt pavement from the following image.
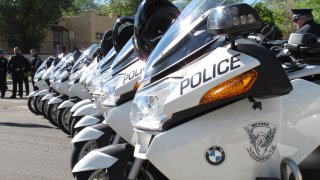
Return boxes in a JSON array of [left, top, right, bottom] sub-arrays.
[[0, 90, 73, 179]]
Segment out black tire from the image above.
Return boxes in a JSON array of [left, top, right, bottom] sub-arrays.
[[41, 99, 49, 119], [47, 103, 60, 127], [70, 126, 115, 170], [70, 140, 98, 171], [70, 116, 83, 137], [74, 161, 167, 180], [33, 96, 44, 115], [28, 96, 39, 115], [57, 107, 72, 135]]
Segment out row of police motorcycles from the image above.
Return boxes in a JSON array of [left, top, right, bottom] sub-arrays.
[[27, 0, 320, 179]]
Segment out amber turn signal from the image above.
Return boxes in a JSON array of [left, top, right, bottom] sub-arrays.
[[200, 70, 257, 105]]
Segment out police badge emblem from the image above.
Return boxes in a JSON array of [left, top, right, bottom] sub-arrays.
[[245, 122, 277, 162]]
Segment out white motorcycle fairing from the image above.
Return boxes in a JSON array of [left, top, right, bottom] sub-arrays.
[[73, 103, 100, 117], [72, 126, 105, 143], [70, 82, 92, 100], [74, 114, 103, 129], [70, 99, 93, 113], [57, 81, 74, 97], [58, 100, 76, 109], [72, 143, 133, 173], [34, 79, 49, 90], [134, 79, 320, 179], [34, 89, 49, 97], [48, 96, 64, 105], [41, 93, 54, 101], [72, 148, 118, 173], [28, 91, 38, 98], [106, 100, 134, 144]]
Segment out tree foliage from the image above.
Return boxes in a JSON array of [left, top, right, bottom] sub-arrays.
[[0, 0, 73, 53], [105, 0, 140, 17], [64, 0, 99, 16]]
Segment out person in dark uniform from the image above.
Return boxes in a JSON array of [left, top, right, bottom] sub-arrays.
[[22, 53, 31, 96], [30, 49, 42, 91], [292, 9, 320, 37], [8, 47, 28, 98], [0, 49, 8, 98]]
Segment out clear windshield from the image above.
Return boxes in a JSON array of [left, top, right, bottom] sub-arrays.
[[71, 44, 99, 73], [110, 38, 134, 70], [144, 0, 259, 79], [50, 53, 74, 80]]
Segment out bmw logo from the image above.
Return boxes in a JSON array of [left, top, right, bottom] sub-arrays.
[[205, 146, 226, 165]]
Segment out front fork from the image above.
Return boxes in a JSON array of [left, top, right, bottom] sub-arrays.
[[127, 158, 145, 180]]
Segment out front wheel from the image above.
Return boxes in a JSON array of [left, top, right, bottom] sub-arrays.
[[47, 103, 60, 127], [57, 107, 72, 135], [27, 96, 39, 115], [74, 161, 167, 180], [41, 99, 49, 119], [33, 95, 44, 115]]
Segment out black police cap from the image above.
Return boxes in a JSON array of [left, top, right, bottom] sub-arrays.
[[0, 49, 5, 55], [291, 9, 313, 16]]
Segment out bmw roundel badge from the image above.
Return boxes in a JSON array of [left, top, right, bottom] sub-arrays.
[[205, 146, 225, 165]]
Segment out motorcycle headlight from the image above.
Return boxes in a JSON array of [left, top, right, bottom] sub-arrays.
[[130, 78, 180, 131], [101, 75, 125, 107]]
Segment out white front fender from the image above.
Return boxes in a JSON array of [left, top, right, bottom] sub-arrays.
[[71, 126, 104, 143], [48, 97, 63, 105], [74, 115, 102, 129], [35, 89, 49, 97], [58, 100, 75, 109], [28, 91, 38, 98], [72, 150, 118, 173], [70, 99, 93, 113], [41, 93, 54, 101], [73, 103, 100, 117]]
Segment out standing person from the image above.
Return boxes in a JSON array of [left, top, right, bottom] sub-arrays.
[[23, 54, 31, 96], [0, 49, 8, 98], [292, 9, 320, 37], [30, 49, 42, 91], [8, 47, 27, 98]]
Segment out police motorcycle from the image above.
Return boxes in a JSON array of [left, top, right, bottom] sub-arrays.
[[72, 0, 182, 179], [56, 32, 114, 135], [68, 17, 135, 138], [28, 56, 54, 115], [31, 54, 66, 118], [57, 56, 99, 134], [40, 53, 76, 125], [127, 1, 320, 179], [45, 44, 99, 128]]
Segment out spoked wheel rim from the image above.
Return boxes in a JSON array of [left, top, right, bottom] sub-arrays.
[[88, 169, 109, 180], [87, 162, 156, 180], [38, 100, 44, 114], [79, 140, 98, 160], [35, 97, 43, 113], [29, 97, 38, 113], [61, 108, 71, 130], [43, 101, 49, 117], [51, 104, 59, 123]]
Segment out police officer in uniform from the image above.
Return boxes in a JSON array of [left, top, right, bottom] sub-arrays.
[[0, 49, 8, 98], [292, 9, 320, 37], [30, 49, 42, 91], [8, 47, 28, 98]]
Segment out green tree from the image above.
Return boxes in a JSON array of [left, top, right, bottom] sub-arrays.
[[0, 0, 73, 53], [64, 0, 100, 16], [105, 0, 140, 16]]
